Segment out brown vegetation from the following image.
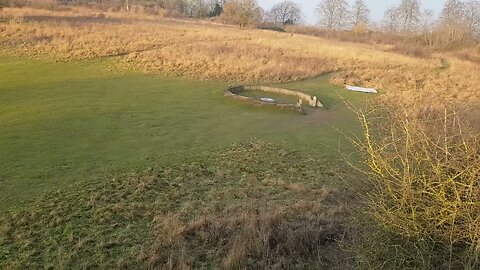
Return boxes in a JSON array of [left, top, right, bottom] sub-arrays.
[[220, 0, 261, 27], [146, 202, 347, 269], [1, 7, 479, 113]]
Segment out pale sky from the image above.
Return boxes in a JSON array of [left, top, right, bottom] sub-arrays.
[[258, 0, 447, 25]]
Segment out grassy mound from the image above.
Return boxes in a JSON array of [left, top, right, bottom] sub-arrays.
[[0, 142, 354, 269]]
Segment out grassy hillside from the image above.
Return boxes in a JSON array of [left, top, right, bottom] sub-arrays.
[[0, 56, 366, 212], [1, 8, 479, 110]]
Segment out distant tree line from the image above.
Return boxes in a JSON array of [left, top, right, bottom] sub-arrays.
[[1, 0, 304, 27], [316, 0, 479, 45], [2, 0, 479, 45]]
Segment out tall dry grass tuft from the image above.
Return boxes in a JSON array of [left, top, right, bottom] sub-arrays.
[[352, 104, 480, 269], [145, 202, 348, 269]]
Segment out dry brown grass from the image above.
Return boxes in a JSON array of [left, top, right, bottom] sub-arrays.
[[1, 7, 479, 113], [452, 44, 480, 64], [145, 201, 348, 269], [285, 25, 406, 46]]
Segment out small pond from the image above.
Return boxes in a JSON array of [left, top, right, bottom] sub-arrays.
[[240, 90, 301, 104]]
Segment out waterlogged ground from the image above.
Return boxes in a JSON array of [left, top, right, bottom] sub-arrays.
[[0, 56, 368, 212]]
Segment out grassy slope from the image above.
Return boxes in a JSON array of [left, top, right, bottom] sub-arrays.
[[2, 7, 478, 110], [0, 142, 355, 269], [0, 56, 367, 212]]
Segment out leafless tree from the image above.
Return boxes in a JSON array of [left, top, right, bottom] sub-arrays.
[[397, 0, 421, 31], [383, 6, 401, 32], [421, 9, 434, 31], [351, 0, 369, 27], [438, 0, 479, 44], [421, 9, 434, 45], [382, 0, 420, 32], [183, 0, 210, 17], [464, 0, 480, 36], [316, 0, 349, 30], [269, 0, 301, 26], [162, 0, 214, 18], [441, 0, 465, 22], [156, 0, 186, 15]]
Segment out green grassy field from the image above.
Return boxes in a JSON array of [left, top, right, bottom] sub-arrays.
[[0, 56, 368, 212], [0, 141, 357, 268]]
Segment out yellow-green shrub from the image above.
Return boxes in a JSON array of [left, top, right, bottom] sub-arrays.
[[354, 105, 479, 269]]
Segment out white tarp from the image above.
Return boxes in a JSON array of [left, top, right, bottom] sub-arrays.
[[346, 85, 378, 94], [260, 97, 276, 103]]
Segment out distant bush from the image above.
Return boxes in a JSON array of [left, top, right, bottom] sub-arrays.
[[28, 0, 56, 10], [352, 22, 369, 34], [285, 25, 405, 45], [257, 22, 286, 32], [220, 0, 262, 27], [1, 0, 57, 10], [390, 43, 431, 58], [453, 44, 480, 64], [7, 0, 26, 8]]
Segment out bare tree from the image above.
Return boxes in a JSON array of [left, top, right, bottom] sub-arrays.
[[441, 0, 465, 22], [397, 0, 421, 31], [421, 9, 434, 31], [351, 0, 369, 27], [316, 0, 349, 30], [183, 0, 210, 17], [157, 0, 186, 15], [382, 0, 420, 32], [438, 0, 479, 44], [464, 0, 480, 36], [439, 0, 466, 38], [269, 0, 301, 26], [421, 9, 434, 45], [383, 6, 402, 32]]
